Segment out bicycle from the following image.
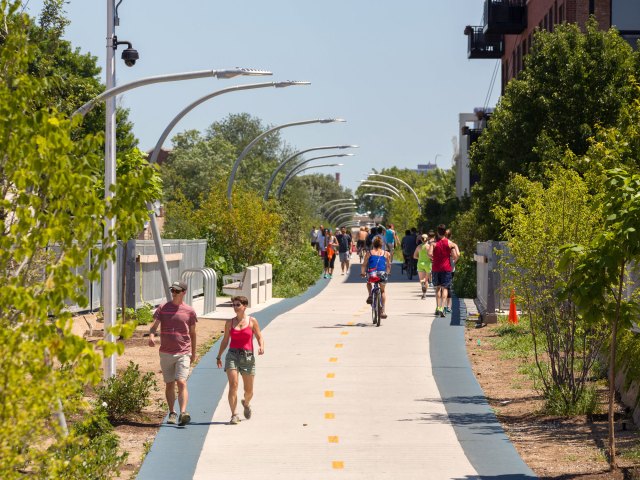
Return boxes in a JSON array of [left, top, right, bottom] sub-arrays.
[[368, 275, 383, 327], [401, 256, 417, 280], [358, 245, 366, 264]]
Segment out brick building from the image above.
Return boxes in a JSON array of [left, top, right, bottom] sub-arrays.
[[464, 0, 640, 92], [457, 0, 640, 198]]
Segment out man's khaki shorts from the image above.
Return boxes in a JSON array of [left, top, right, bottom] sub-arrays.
[[159, 352, 191, 383]]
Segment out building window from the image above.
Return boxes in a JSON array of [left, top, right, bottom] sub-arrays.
[[549, 7, 554, 31], [559, 3, 564, 22]]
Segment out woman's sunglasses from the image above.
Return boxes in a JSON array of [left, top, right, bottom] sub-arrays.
[[232, 303, 243, 307]]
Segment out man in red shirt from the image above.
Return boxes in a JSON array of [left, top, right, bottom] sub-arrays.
[[148, 280, 198, 426], [428, 224, 460, 317]]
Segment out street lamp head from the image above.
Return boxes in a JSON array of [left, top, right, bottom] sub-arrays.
[[319, 118, 346, 123], [214, 68, 273, 79], [274, 80, 312, 88], [338, 153, 355, 157]]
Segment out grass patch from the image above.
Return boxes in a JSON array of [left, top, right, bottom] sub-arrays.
[[621, 443, 640, 461], [491, 317, 534, 360]]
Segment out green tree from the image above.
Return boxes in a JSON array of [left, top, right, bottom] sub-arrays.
[[161, 113, 294, 208], [471, 19, 638, 239], [0, 3, 159, 477], [560, 168, 640, 468], [161, 129, 237, 207], [495, 168, 605, 414]]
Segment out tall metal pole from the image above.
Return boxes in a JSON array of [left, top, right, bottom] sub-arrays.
[[103, 0, 117, 379]]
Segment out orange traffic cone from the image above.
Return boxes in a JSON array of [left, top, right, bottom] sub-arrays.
[[508, 290, 518, 324]]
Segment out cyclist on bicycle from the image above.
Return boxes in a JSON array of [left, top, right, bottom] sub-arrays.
[[361, 236, 391, 319], [356, 227, 368, 262]]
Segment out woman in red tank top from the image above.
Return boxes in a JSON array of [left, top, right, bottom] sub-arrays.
[[216, 295, 265, 425]]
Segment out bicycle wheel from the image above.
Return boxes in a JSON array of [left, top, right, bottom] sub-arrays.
[[375, 292, 382, 327], [371, 289, 378, 325]]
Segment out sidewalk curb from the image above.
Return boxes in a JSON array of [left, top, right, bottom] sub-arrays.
[[430, 297, 537, 479], [137, 275, 330, 480]]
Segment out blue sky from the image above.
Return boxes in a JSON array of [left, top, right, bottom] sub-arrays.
[[25, 0, 500, 192]]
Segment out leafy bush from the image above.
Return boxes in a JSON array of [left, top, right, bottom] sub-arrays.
[[272, 244, 323, 297], [544, 384, 598, 416], [96, 361, 158, 421], [452, 253, 476, 299], [42, 407, 127, 479], [134, 303, 154, 326]]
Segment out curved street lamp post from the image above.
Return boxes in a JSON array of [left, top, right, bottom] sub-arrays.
[[263, 144, 358, 201], [143, 81, 308, 300], [276, 163, 344, 199], [227, 118, 346, 208], [324, 204, 356, 220], [275, 153, 354, 198], [333, 211, 356, 225], [368, 173, 421, 210], [359, 183, 404, 199], [323, 202, 356, 219], [359, 179, 402, 195], [363, 193, 395, 201], [73, 66, 273, 379], [318, 197, 355, 210]]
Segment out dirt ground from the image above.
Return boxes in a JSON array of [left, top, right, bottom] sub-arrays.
[[79, 315, 226, 479], [466, 319, 640, 480], [77, 312, 640, 479]]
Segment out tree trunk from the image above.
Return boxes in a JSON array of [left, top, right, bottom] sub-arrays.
[[608, 261, 625, 469]]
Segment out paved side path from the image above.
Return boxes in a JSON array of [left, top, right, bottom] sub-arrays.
[[139, 261, 536, 480]]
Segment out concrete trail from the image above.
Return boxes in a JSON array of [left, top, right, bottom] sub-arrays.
[[138, 260, 536, 480]]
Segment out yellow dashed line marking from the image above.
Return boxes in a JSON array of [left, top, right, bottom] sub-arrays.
[[341, 331, 349, 335], [324, 390, 334, 398], [332, 461, 344, 469], [335, 343, 343, 348], [326, 373, 335, 378], [329, 357, 338, 362], [328, 436, 339, 443], [325, 413, 335, 419]]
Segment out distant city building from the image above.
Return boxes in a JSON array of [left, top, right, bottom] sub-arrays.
[[456, 108, 493, 199], [415, 163, 437, 174]]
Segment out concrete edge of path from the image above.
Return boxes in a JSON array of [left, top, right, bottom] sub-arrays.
[[136, 275, 330, 480], [430, 298, 538, 480]]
